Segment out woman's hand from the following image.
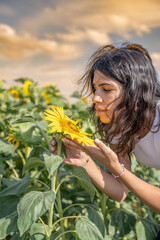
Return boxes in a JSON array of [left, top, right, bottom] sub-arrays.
[[61, 138, 123, 175], [50, 138, 91, 167], [49, 139, 57, 154]]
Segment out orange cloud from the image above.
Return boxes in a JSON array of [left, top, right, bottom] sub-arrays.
[[19, 0, 160, 39], [0, 24, 82, 60]]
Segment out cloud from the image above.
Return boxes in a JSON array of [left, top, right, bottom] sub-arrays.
[[19, 0, 160, 41], [0, 4, 15, 16], [0, 24, 82, 60], [1, 0, 160, 101], [0, 61, 79, 100], [56, 29, 111, 45]]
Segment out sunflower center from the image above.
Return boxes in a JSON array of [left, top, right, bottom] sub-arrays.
[[60, 119, 80, 133]]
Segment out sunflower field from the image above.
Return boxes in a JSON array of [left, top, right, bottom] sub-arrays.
[[0, 78, 160, 240]]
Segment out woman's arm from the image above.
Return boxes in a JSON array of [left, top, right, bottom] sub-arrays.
[[89, 139, 160, 214], [60, 138, 131, 202], [61, 138, 160, 214], [116, 168, 160, 214], [81, 156, 129, 202]]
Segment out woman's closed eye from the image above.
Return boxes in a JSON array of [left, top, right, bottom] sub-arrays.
[[103, 89, 111, 92]]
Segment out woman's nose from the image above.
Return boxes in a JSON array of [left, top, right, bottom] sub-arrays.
[[92, 93, 103, 103]]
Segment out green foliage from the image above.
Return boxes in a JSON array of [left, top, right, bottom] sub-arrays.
[[0, 175, 30, 197], [76, 217, 104, 240], [0, 78, 159, 240], [41, 152, 63, 178], [17, 191, 56, 236], [70, 167, 96, 202]]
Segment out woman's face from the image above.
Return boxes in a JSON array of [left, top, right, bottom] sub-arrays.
[[92, 70, 123, 123]]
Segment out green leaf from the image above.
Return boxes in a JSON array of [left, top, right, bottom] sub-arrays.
[[109, 209, 136, 237], [71, 167, 96, 201], [136, 218, 159, 240], [72, 100, 88, 111], [71, 91, 80, 98], [0, 120, 6, 130], [136, 221, 147, 240], [22, 157, 44, 175], [2, 177, 19, 187], [0, 211, 18, 239], [104, 236, 112, 240], [17, 190, 56, 236], [15, 77, 33, 83], [0, 140, 14, 155], [0, 175, 30, 197], [11, 116, 34, 124], [29, 146, 46, 159], [50, 228, 63, 240], [10, 232, 24, 240], [0, 158, 3, 175], [21, 125, 42, 145], [87, 207, 105, 237], [30, 223, 46, 240], [76, 216, 104, 240], [41, 152, 63, 178], [22, 125, 36, 139], [0, 196, 19, 218]]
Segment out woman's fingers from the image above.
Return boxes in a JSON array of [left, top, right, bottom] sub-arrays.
[[62, 138, 85, 151], [50, 140, 56, 146], [49, 146, 57, 154], [94, 139, 117, 159], [63, 157, 79, 166], [62, 138, 103, 160], [50, 137, 116, 166], [50, 136, 59, 146]]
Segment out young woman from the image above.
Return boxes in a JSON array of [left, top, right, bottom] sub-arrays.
[[50, 43, 160, 237]]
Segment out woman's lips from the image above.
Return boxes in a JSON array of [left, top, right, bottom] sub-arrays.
[[96, 108, 106, 113]]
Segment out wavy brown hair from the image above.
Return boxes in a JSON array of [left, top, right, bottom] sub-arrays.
[[79, 43, 160, 154]]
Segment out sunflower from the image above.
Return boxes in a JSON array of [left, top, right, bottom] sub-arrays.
[[43, 106, 95, 146], [23, 80, 33, 96], [41, 90, 51, 104], [5, 130, 29, 155], [8, 89, 21, 100], [43, 83, 57, 88], [81, 96, 89, 104], [5, 133, 20, 148]]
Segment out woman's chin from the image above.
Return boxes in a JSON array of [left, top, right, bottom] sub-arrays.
[[99, 116, 111, 124]]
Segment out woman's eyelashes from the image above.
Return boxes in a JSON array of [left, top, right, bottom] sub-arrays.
[[103, 89, 111, 92], [91, 85, 112, 94]]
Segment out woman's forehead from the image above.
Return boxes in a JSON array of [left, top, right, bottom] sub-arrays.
[[93, 70, 121, 87]]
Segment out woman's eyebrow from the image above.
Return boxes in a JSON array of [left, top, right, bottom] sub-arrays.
[[93, 83, 114, 87]]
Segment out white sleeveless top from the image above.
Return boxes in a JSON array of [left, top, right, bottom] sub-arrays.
[[133, 101, 160, 169]]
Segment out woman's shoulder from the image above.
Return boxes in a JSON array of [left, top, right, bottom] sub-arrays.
[[151, 100, 160, 131], [133, 102, 160, 169]]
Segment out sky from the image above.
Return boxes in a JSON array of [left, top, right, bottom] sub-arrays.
[[0, 0, 160, 101]]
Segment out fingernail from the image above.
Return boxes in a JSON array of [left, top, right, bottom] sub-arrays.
[[49, 147, 54, 151], [94, 139, 100, 144]]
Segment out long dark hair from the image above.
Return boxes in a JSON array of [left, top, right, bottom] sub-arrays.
[[79, 43, 160, 154]]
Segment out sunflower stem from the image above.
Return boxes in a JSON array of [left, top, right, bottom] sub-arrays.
[[56, 139, 65, 239], [48, 170, 57, 238], [56, 173, 65, 240], [57, 140, 62, 155], [39, 217, 49, 237], [17, 149, 26, 166], [6, 160, 19, 178], [47, 139, 63, 238]]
